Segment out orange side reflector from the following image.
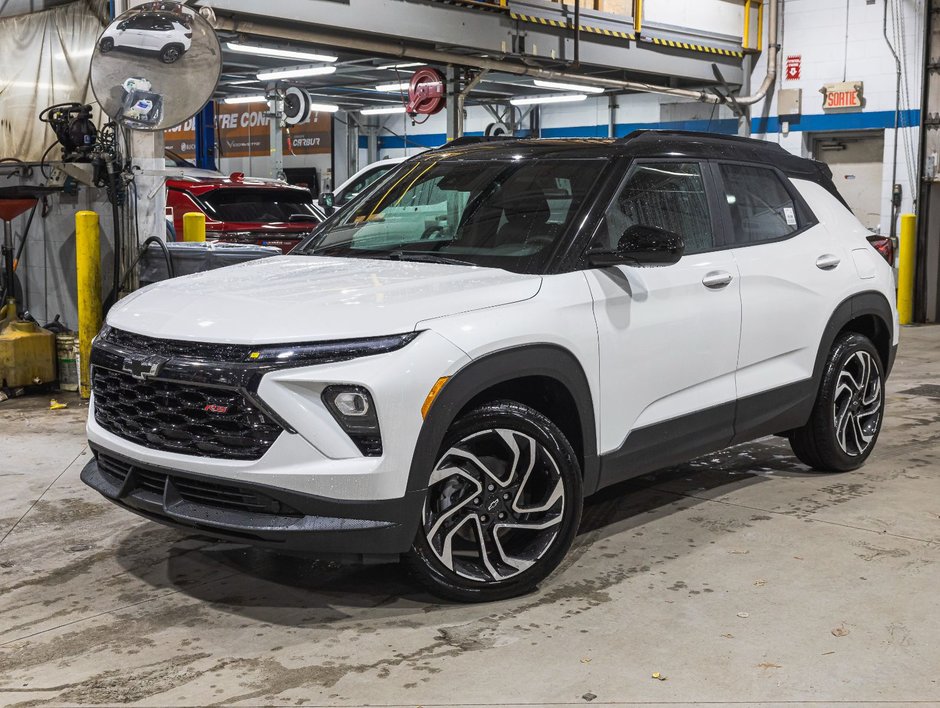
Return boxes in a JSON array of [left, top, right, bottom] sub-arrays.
[[421, 377, 449, 419]]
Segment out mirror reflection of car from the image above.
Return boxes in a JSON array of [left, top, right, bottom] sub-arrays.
[[99, 12, 193, 64], [165, 172, 325, 253]]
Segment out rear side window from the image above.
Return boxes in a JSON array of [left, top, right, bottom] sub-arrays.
[[718, 164, 804, 245]]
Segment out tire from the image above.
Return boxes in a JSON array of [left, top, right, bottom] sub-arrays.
[[407, 400, 583, 602], [160, 44, 182, 64], [789, 332, 886, 472], [99, 38, 114, 53]]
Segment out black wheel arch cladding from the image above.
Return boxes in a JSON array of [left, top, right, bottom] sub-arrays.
[[407, 344, 599, 496], [814, 291, 896, 382]]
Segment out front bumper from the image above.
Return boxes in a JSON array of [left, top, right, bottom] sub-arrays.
[[82, 446, 424, 559]]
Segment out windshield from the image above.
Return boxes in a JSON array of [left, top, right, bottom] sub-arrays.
[[200, 188, 318, 223], [300, 157, 604, 273]]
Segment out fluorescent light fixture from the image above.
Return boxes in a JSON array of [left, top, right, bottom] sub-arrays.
[[533, 79, 605, 94], [374, 81, 411, 92], [226, 42, 337, 63], [510, 93, 588, 106], [309, 103, 340, 113], [223, 94, 268, 105], [360, 105, 407, 115], [377, 61, 423, 70], [256, 65, 337, 81]]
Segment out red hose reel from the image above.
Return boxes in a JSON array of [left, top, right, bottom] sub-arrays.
[[406, 68, 447, 116]]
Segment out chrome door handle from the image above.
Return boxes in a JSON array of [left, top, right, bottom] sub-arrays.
[[702, 271, 733, 289], [816, 254, 841, 271]]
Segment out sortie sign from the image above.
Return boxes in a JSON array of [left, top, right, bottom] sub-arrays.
[[820, 81, 864, 112]]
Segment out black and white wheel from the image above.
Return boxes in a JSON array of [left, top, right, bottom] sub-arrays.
[[789, 332, 885, 471], [160, 44, 182, 64], [407, 401, 582, 602], [99, 38, 114, 53]]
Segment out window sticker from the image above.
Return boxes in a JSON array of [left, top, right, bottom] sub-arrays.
[[783, 207, 797, 226]]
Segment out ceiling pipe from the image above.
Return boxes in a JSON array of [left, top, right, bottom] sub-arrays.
[[735, 0, 779, 106], [210, 15, 721, 104], [210, 0, 779, 108]]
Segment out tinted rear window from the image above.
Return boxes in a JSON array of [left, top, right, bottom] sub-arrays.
[[200, 188, 317, 223]]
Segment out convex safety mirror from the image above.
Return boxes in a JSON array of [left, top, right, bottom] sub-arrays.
[[90, 2, 221, 131]]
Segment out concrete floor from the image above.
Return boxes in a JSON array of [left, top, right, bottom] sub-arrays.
[[1, 327, 938, 707]]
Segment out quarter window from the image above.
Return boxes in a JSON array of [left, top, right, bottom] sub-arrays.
[[598, 162, 714, 254], [718, 164, 802, 244]]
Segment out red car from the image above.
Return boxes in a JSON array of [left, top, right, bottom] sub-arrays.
[[166, 172, 324, 254]]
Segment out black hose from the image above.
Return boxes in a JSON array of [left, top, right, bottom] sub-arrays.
[[103, 237, 174, 313]]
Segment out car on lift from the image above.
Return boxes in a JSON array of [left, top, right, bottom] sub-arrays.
[[83, 132, 898, 602], [166, 172, 325, 253], [98, 11, 193, 64]]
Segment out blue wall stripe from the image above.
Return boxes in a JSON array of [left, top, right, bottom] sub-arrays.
[[751, 108, 920, 135], [359, 109, 921, 151]]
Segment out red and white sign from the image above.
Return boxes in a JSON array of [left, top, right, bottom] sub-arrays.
[[785, 55, 801, 81], [821, 81, 864, 112]]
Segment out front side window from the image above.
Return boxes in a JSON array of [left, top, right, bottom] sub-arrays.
[[302, 157, 604, 274], [596, 161, 714, 255], [719, 164, 802, 244]]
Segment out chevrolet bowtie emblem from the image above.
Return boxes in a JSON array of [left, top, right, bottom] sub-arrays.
[[122, 355, 168, 381]]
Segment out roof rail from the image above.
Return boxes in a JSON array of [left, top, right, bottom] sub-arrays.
[[620, 129, 787, 152]]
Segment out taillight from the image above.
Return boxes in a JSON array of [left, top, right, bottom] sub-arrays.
[[866, 235, 895, 265], [185, 32, 193, 39]]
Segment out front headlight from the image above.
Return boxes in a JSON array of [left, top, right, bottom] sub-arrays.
[[247, 332, 420, 367]]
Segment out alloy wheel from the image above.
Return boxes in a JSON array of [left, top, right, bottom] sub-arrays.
[[833, 350, 882, 457], [422, 428, 565, 583]]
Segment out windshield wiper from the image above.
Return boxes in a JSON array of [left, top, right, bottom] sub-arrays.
[[386, 250, 475, 267]]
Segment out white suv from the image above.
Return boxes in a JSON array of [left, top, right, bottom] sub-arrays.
[[99, 11, 193, 64], [82, 132, 898, 602]]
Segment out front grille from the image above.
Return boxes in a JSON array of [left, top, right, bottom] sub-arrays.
[[97, 452, 300, 516], [92, 367, 282, 460]]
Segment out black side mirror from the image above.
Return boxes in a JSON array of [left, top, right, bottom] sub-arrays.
[[318, 191, 335, 210], [589, 224, 685, 267]]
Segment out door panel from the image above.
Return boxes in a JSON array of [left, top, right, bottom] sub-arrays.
[[587, 252, 741, 457], [733, 224, 846, 398], [717, 165, 858, 401], [585, 160, 741, 468]]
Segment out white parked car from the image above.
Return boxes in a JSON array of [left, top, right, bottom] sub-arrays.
[[99, 11, 193, 64], [82, 132, 898, 602], [321, 156, 409, 212]]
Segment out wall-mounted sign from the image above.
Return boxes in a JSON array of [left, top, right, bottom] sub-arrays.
[[165, 103, 332, 159], [785, 55, 801, 81], [820, 81, 864, 112]]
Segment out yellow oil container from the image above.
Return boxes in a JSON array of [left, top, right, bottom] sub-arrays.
[[0, 316, 56, 388]]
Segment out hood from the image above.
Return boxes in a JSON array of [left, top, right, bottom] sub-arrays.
[[108, 256, 542, 344]]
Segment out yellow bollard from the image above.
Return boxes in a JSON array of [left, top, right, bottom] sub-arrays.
[[182, 211, 206, 242], [897, 213, 916, 326], [75, 211, 102, 399]]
